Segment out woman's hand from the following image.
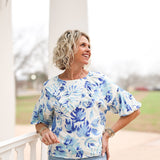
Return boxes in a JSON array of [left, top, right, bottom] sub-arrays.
[[102, 132, 110, 160], [35, 123, 60, 145], [41, 128, 60, 145], [101, 110, 140, 159]]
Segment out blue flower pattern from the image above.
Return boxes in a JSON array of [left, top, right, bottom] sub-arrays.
[[31, 71, 141, 159], [77, 120, 91, 137]]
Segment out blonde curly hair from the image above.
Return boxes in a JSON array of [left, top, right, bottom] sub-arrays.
[[53, 30, 90, 70]]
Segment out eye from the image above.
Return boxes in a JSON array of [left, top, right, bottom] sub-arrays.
[[80, 43, 91, 49], [81, 43, 85, 47]]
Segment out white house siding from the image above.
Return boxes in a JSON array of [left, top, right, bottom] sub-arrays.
[[0, 0, 15, 141]]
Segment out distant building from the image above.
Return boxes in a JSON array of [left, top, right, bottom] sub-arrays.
[[135, 87, 149, 91]]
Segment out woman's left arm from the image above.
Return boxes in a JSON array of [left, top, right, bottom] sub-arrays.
[[102, 109, 140, 159]]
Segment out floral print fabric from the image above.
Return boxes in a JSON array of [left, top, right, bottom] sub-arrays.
[[31, 72, 141, 159]]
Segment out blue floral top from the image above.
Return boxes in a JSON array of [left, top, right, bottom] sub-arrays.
[[31, 71, 141, 159]]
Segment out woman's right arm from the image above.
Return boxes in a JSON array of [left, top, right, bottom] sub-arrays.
[[36, 123, 60, 145]]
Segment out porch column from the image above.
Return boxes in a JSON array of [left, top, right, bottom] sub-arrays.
[[48, 0, 88, 78], [0, 0, 15, 141]]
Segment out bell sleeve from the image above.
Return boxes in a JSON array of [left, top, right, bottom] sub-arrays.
[[101, 76, 141, 117], [30, 87, 55, 127]]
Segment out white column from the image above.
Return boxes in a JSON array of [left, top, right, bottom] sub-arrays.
[[48, 0, 89, 78], [0, 0, 15, 141]]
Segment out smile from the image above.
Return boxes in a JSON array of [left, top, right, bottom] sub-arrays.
[[82, 54, 90, 58]]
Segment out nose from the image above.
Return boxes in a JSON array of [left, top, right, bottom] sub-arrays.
[[86, 46, 91, 52], [86, 47, 91, 57]]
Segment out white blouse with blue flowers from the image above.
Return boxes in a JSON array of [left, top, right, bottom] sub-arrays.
[[31, 71, 141, 159]]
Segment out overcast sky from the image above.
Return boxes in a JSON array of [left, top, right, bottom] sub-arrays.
[[12, 0, 160, 80]]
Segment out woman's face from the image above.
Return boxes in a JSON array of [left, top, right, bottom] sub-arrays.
[[73, 36, 91, 66]]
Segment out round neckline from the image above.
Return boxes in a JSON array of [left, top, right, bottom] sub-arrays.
[[57, 71, 90, 82]]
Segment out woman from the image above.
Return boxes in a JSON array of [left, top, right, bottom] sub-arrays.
[[31, 30, 141, 160]]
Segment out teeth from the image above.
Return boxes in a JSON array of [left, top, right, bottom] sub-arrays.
[[83, 55, 89, 58]]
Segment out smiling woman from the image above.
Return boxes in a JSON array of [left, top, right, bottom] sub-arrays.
[[30, 29, 141, 160], [53, 30, 90, 71], [73, 35, 91, 66]]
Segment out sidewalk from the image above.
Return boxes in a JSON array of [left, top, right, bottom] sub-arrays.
[[109, 130, 160, 160], [16, 125, 160, 160]]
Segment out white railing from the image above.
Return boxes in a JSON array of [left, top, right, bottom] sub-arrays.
[[0, 132, 48, 160]]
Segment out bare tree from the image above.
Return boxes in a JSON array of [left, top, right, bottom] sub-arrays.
[[13, 33, 48, 95], [14, 39, 48, 75], [117, 73, 160, 90]]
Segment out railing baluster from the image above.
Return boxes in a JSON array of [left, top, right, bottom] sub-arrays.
[[29, 140, 37, 160], [41, 142, 48, 160], [0, 132, 45, 160], [15, 144, 26, 160], [0, 149, 12, 160]]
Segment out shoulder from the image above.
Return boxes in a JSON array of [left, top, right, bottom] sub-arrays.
[[42, 76, 61, 95], [88, 71, 105, 79], [87, 71, 117, 91], [43, 76, 58, 87], [88, 71, 111, 83]]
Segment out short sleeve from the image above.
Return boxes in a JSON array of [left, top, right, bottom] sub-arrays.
[[30, 87, 55, 127], [101, 76, 141, 117]]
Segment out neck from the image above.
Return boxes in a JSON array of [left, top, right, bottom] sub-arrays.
[[65, 65, 85, 80]]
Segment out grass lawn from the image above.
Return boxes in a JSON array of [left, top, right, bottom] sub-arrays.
[[106, 91, 160, 133], [16, 95, 40, 124], [16, 91, 160, 133]]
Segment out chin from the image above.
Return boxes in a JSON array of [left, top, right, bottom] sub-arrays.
[[83, 59, 90, 65], [83, 62, 89, 65], [76, 60, 90, 66]]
